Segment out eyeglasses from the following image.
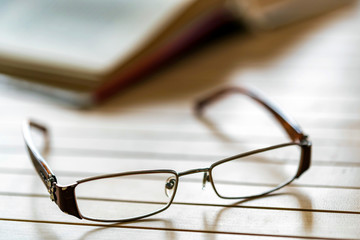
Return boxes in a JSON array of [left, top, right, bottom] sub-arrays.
[[23, 86, 311, 222]]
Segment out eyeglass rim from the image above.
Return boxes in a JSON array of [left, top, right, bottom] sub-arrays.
[[208, 141, 310, 199], [74, 169, 179, 222]]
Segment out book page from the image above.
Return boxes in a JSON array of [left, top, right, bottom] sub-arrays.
[[0, 0, 193, 75]]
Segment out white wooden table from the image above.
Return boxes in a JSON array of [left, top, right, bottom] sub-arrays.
[[1, 4, 360, 240]]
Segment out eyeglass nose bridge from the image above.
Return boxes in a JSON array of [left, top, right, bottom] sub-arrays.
[[178, 168, 211, 188]]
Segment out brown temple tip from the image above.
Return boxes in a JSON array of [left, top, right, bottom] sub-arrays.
[[194, 98, 207, 117], [194, 87, 235, 117], [28, 119, 50, 157], [29, 120, 48, 134]]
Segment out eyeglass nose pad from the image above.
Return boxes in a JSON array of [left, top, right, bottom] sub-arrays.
[[165, 177, 176, 198], [202, 172, 210, 189]]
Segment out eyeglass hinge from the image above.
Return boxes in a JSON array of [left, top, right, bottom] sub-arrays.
[[46, 176, 57, 202], [300, 134, 310, 144]]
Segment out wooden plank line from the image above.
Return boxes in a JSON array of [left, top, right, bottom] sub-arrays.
[[0, 218, 357, 240], [2, 167, 360, 190], [2, 130, 360, 148], [2, 145, 360, 168], [1, 191, 360, 216]]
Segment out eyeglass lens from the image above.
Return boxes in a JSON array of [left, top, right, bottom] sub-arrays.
[[211, 144, 301, 198], [75, 172, 177, 221]]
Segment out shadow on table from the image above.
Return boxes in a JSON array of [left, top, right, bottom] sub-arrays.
[[74, 192, 312, 240], [203, 192, 313, 240], [77, 218, 176, 240]]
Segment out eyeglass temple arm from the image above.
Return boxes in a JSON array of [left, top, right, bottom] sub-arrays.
[[23, 120, 86, 219], [195, 86, 306, 142], [22, 120, 57, 193]]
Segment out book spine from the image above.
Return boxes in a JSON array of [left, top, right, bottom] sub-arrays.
[[94, 7, 234, 104]]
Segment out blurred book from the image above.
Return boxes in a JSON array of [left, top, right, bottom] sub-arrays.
[[0, 0, 350, 106]]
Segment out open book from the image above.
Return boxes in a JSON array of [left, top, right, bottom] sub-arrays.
[[0, 0, 348, 106]]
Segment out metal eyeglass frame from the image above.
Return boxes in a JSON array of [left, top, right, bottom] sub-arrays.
[[23, 86, 312, 222]]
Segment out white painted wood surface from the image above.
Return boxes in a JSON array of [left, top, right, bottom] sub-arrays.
[[0, 4, 360, 239]]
